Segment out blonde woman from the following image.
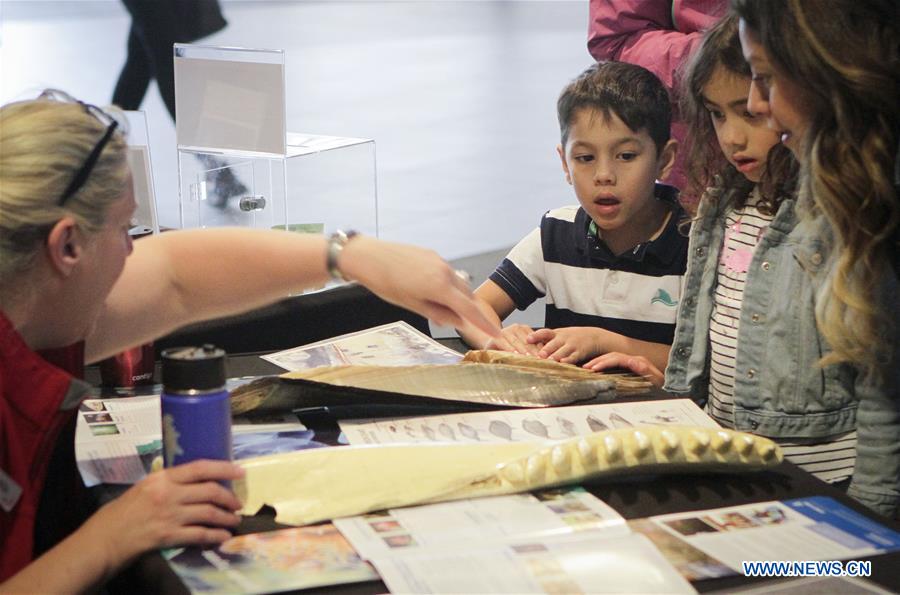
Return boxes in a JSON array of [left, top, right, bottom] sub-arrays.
[[0, 90, 498, 591]]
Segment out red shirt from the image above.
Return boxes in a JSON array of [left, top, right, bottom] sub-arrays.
[[0, 311, 88, 580]]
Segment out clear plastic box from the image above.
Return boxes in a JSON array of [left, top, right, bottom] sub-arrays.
[[123, 110, 159, 235], [173, 44, 377, 236]]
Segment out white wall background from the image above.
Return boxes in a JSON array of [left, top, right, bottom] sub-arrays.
[[1, 0, 591, 262]]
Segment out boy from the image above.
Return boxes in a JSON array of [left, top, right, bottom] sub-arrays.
[[459, 61, 688, 372]]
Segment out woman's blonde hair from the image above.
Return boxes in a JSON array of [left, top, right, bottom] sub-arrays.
[[0, 92, 129, 285], [732, 0, 900, 379]]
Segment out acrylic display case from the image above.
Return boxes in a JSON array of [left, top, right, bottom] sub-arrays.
[[173, 44, 377, 236], [124, 110, 159, 235]]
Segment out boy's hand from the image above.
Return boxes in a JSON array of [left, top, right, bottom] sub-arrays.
[[583, 352, 664, 387], [530, 327, 607, 364], [486, 324, 543, 356]]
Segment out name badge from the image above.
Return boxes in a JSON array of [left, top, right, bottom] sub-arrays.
[[0, 468, 23, 512]]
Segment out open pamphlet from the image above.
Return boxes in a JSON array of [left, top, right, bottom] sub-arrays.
[[333, 486, 629, 559], [373, 532, 693, 594], [160, 490, 900, 594], [74, 393, 319, 487], [330, 490, 900, 593], [631, 496, 900, 581], [339, 397, 719, 445], [165, 523, 378, 594], [334, 486, 694, 594], [261, 321, 463, 370]]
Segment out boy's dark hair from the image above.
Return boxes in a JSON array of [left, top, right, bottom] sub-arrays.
[[557, 61, 671, 152]]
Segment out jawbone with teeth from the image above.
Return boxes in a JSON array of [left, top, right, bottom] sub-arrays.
[[234, 425, 783, 526]]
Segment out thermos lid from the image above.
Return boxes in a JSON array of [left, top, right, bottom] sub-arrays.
[[161, 344, 226, 391]]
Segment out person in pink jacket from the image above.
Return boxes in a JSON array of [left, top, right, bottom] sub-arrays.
[[588, 0, 725, 205]]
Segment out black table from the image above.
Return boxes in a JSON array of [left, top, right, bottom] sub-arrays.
[[86, 289, 899, 594], [95, 352, 900, 594], [107, 450, 900, 594]]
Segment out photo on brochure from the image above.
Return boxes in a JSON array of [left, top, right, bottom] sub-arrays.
[[646, 497, 900, 576], [628, 518, 733, 581], [165, 523, 377, 594]]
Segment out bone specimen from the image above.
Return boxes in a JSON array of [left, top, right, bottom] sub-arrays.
[[236, 426, 783, 526], [422, 425, 437, 441]]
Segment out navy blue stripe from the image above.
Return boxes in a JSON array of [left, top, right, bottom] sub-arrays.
[[545, 306, 676, 344], [542, 219, 686, 276], [490, 259, 542, 311], [541, 211, 688, 277]]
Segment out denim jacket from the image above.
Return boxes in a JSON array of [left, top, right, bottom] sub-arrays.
[[665, 189, 900, 518]]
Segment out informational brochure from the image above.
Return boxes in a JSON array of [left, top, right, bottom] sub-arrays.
[[260, 321, 463, 370], [75, 395, 166, 486], [371, 532, 695, 594], [165, 523, 378, 594], [340, 398, 718, 446], [333, 487, 629, 560], [627, 518, 734, 581], [75, 394, 315, 487], [639, 497, 900, 578], [333, 486, 691, 594]]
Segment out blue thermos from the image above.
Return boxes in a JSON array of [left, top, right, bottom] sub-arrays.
[[161, 345, 232, 478]]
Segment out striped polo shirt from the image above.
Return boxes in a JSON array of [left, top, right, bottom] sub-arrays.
[[489, 184, 688, 344]]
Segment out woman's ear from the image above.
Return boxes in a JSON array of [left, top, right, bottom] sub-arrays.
[[656, 139, 679, 181], [45, 217, 82, 277], [557, 144, 572, 185]]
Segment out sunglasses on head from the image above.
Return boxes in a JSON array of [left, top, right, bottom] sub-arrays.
[[39, 89, 122, 206]]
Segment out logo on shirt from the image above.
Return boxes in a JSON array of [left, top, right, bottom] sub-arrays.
[[650, 288, 678, 307]]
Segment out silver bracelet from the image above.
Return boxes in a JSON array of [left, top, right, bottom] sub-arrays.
[[326, 230, 359, 281]]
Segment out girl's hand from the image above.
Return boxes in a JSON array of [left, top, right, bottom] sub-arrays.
[[530, 327, 606, 364], [87, 460, 245, 570], [485, 324, 543, 355], [339, 236, 500, 340], [583, 352, 665, 387]]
